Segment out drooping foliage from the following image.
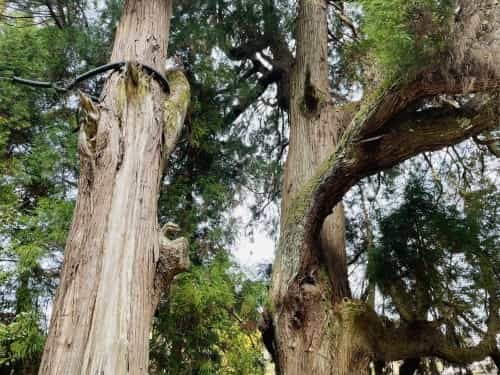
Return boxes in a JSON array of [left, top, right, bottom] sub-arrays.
[[370, 178, 498, 303], [344, 140, 499, 372]]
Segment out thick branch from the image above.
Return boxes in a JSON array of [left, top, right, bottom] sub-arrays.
[[379, 294, 499, 365], [336, 298, 498, 367], [376, 320, 498, 365], [348, 0, 500, 141], [353, 72, 500, 141], [272, 100, 498, 304], [304, 101, 499, 246]]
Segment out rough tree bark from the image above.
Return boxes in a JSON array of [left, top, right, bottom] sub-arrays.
[[270, 1, 500, 374], [39, 1, 190, 374], [272, 0, 357, 373]]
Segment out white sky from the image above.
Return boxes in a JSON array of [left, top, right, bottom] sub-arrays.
[[231, 203, 276, 276]]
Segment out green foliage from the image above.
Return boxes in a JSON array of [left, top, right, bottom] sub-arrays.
[[0, 312, 45, 373], [368, 172, 499, 333], [369, 180, 470, 286], [150, 253, 267, 374], [0, 1, 498, 374], [357, 0, 455, 77], [160, 0, 288, 250]]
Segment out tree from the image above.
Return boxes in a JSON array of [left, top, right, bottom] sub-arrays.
[[2, 1, 274, 373], [1, 0, 499, 374], [264, 0, 499, 373], [35, 1, 191, 373], [367, 175, 499, 374]]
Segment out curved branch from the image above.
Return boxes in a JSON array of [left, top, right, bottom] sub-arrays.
[[353, 72, 500, 141], [305, 99, 499, 246], [271, 98, 499, 304], [335, 295, 498, 367], [378, 293, 499, 365]]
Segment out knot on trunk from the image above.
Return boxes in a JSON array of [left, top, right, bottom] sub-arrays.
[[302, 68, 330, 116], [155, 223, 190, 290], [122, 63, 150, 102], [283, 269, 327, 330]]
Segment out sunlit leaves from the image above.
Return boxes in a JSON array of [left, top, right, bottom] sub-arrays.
[[151, 254, 267, 374]]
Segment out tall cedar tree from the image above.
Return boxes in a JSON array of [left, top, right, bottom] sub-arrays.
[[36, 1, 191, 373]]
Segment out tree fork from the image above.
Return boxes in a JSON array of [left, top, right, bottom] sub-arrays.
[[39, 1, 191, 374]]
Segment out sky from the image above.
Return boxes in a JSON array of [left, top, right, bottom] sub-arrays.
[[231, 203, 276, 277]]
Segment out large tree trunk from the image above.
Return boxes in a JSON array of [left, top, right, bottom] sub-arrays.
[[39, 1, 190, 374], [271, 1, 368, 374], [269, 1, 499, 374], [270, 1, 500, 374]]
